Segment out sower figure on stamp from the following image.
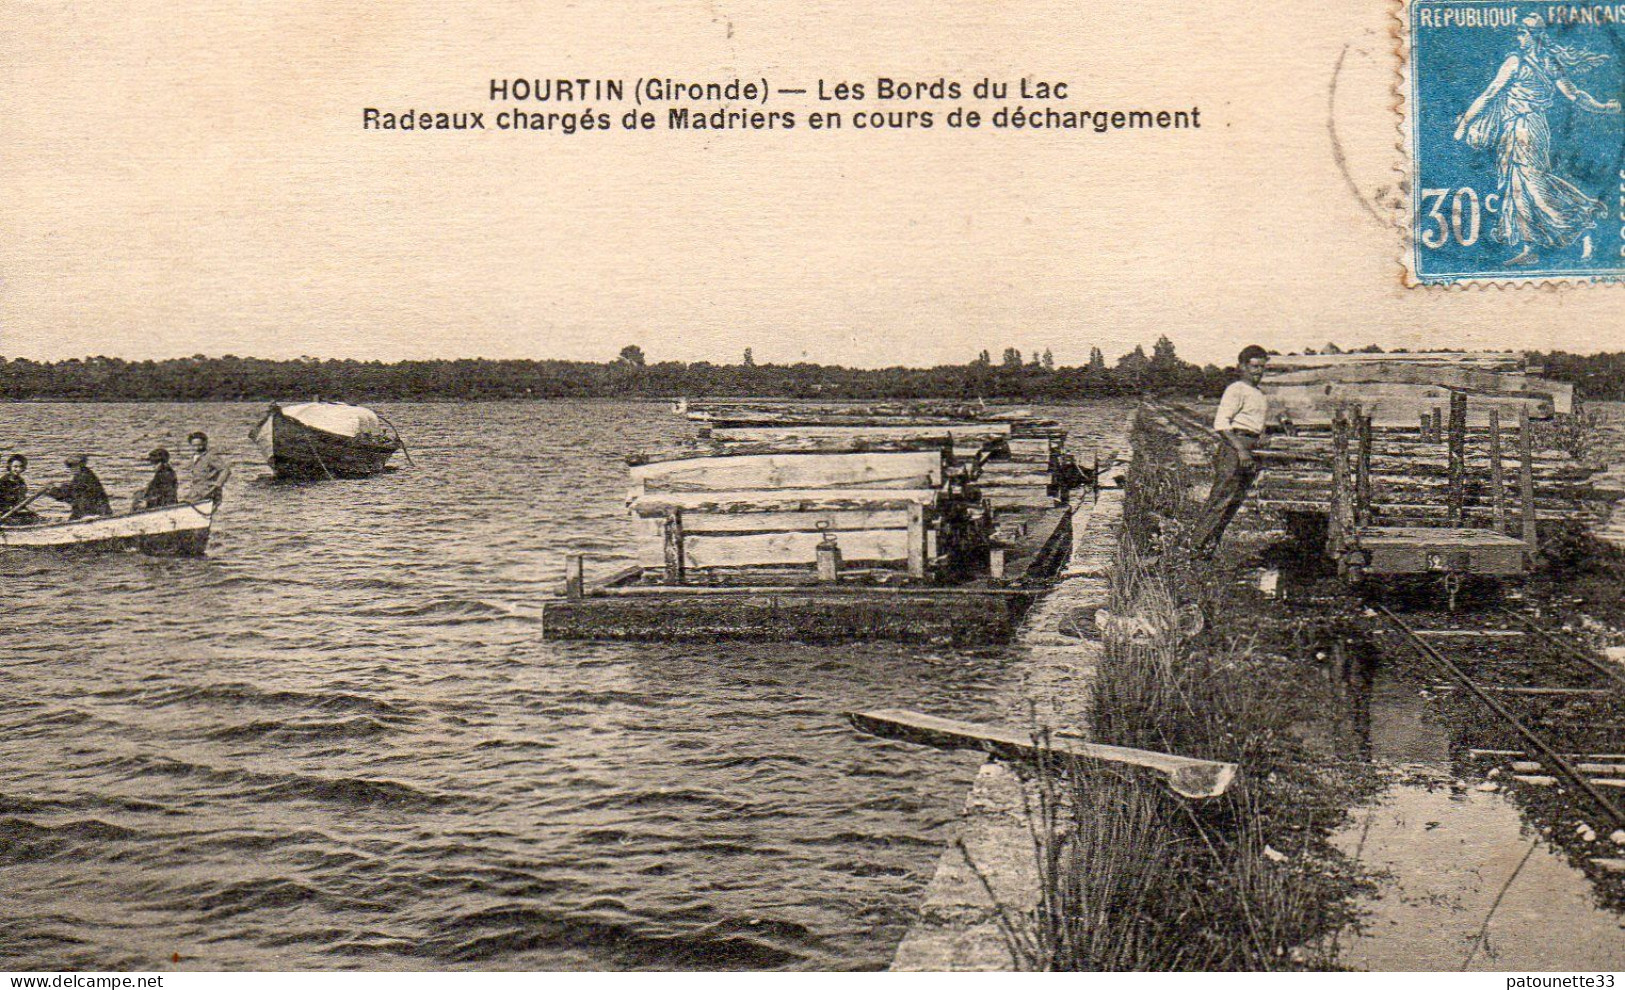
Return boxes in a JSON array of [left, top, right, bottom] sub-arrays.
[[1190, 345, 1292, 558], [1453, 14, 1621, 267]]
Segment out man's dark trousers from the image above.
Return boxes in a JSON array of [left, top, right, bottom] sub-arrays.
[[1191, 433, 1259, 554]]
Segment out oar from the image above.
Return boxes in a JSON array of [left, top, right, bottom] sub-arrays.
[[0, 490, 47, 525]]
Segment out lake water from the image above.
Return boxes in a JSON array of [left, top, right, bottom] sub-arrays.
[[0, 399, 1128, 971]]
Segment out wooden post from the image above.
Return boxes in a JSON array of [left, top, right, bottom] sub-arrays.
[[1420, 411, 1432, 441], [1431, 407, 1444, 443], [1518, 407, 1538, 553], [663, 509, 686, 585], [1447, 390, 1467, 528], [1328, 405, 1352, 566], [1488, 408, 1507, 535], [565, 553, 584, 599], [1356, 412, 1373, 527], [907, 502, 927, 580]]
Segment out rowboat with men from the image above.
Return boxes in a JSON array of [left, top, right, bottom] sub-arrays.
[[0, 499, 219, 556]]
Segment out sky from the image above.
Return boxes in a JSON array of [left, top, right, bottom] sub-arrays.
[[2, 0, 1621, 368]]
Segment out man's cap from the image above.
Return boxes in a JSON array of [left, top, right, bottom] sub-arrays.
[[65, 454, 88, 466], [145, 448, 170, 463]]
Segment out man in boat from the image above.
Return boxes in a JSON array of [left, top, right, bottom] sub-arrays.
[[133, 448, 178, 511], [184, 431, 231, 503], [1190, 345, 1293, 558], [0, 454, 40, 525], [44, 455, 113, 520]]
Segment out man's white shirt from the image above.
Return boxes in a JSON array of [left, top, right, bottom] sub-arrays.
[[1213, 380, 1270, 434]]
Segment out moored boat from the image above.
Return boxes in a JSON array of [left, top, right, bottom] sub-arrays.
[[251, 402, 402, 480], [0, 500, 218, 556]]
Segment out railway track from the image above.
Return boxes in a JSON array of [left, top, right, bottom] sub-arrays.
[[1144, 398, 1625, 872], [1374, 603, 1625, 836]]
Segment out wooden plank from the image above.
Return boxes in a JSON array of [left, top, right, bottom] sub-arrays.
[[1520, 406, 1538, 551], [1265, 352, 1524, 370], [1254, 499, 1598, 521], [980, 460, 1053, 477], [631, 488, 939, 516], [1448, 390, 1467, 527], [1329, 406, 1352, 559], [985, 492, 1060, 509], [631, 450, 945, 490], [907, 503, 927, 579], [710, 424, 1012, 444], [678, 509, 911, 534], [1007, 438, 1056, 459], [1269, 384, 1552, 428], [565, 553, 584, 599], [1489, 408, 1507, 534], [1264, 363, 1537, 390], [663, 510, 685, 585], [631, 438, 961, 464], [643, 528, 914, 568], [977, 473, 1054, 487], [1263, 365, 1570, 414], [1357, 412, 1373, 527], [847, 708, 1238, 800], [702, 414, 975, 427], [1356, 526, 1529, 548]]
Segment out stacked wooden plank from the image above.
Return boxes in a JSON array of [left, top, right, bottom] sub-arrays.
[[624, 402, 1073, 583], [627, 449, 945, 577], [1263, 352, 1572, 426], [978, 435, 1063, 510], [1247, 352, 1611, 534]]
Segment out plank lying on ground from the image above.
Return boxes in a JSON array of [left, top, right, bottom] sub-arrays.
[[846, 708, 1238, 799], [1469, 749, 1625, 760], [1511, 761, 1625, 774], [1428, 685, 1614, 696]]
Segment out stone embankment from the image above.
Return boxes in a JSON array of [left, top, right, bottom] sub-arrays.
[[890, 424, 1129, 972]]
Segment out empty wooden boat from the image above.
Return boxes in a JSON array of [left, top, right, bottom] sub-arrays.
[[251, 402, 402, 480]]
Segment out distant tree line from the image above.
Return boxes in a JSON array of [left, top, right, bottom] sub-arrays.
[[0, 342, 1613, 402], [0, 338, 1230, 401]]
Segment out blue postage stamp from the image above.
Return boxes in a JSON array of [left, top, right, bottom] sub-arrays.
[[1403, 1, 1625, 284]]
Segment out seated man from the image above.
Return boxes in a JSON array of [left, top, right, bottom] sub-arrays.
[[45, 455, 113, 519], [133, 448, 178, 511], [0, 453, 39, 524]]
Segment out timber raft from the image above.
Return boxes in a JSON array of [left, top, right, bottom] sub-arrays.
[[541, 400, 1100, 644]]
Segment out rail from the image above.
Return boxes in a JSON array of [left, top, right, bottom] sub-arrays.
[[1374, 602, 1625, 829]]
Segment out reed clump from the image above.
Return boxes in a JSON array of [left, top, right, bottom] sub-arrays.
[[1014, 409, 1368, 971]]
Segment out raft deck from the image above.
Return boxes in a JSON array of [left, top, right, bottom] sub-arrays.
[[541, 500, 1079, 644]]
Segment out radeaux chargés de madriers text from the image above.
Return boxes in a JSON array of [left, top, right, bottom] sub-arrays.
[[361, 77, 1202, 133]]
